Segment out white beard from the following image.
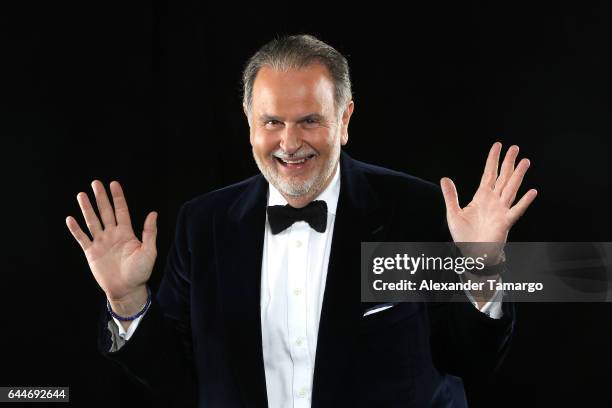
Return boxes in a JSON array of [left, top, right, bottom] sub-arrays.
[[253, 136, 341, 198]]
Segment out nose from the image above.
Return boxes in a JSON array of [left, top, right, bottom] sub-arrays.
[[279, 123, 303, 154]]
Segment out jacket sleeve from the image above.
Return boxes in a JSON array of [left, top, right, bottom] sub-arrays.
[[427, 297, 515, 379], [97, 201, 197, 407]]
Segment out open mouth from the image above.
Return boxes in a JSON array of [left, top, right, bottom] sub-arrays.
[[274, 154, 316, 167]]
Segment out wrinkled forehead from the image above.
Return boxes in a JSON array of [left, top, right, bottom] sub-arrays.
[[251, 64, 336, 119]]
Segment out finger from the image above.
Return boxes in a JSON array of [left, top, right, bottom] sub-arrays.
[[508, 189, 538, 224], [76, 192, 103, 237], [440, 177, 461, 215], [110, 181, 133, 228], [142, 211, 158, 253], [500, 158, 531, 206], [91, 180, 117, 228], [479, 142, 502, 189], [494, 145, 519, 194], [66, 216, 93, 251]]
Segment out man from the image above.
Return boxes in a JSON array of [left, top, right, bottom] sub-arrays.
[[66, 35, 537, 407]]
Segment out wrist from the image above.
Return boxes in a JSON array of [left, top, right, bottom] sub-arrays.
[[454, 242, 506, 267], [107, 285, 149, 317]]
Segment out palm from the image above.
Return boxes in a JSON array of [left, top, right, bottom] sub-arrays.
[[447, 188, 511, 243], [441, 143, 537, 258], [66, 180, 158, 300], [86, 226, 154, 299]]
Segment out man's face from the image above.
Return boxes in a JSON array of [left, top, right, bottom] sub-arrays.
[[247, 63, 354, 206]]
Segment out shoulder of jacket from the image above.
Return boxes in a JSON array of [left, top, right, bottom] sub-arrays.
[[179, 173, 262, 219], [351, 157, 442, 201]]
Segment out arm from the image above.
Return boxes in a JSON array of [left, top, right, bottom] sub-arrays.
[[430, 142, 537, 378], [100, 202, 197, 405], [66, 181, 196, 405]]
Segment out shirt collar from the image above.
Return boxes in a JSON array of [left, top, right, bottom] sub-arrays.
[[267, 161, 340, 215]]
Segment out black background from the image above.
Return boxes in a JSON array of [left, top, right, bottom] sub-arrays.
[[2, 1, 611, 407]]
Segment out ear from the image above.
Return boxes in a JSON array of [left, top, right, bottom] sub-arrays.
[[243, 103, 251, 126], [243, 104, 254, 144], [340, 100, 354, 146]]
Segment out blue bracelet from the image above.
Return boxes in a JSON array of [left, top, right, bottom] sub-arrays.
[[106, 286, 152, 322]]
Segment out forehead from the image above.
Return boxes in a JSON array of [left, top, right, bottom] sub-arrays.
[[251, 63, 335, 116]]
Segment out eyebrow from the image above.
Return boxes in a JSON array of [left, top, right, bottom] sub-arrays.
[[259, 114, 283, 122], [297, 113, 324, 123], [259, 113, 325, 123]]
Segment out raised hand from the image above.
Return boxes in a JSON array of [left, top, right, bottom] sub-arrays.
[[66, 180, 157, 315], [440, 142, 537, 264]]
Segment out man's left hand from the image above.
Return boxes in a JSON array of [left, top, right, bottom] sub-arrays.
[[440, 142, 538, 265]]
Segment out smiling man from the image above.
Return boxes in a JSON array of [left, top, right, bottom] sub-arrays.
[[67, 34, 536, 407], [247, 57, 352, 208]]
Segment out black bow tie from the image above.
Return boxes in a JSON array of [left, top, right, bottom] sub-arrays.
[[266, 200, 328, 234]]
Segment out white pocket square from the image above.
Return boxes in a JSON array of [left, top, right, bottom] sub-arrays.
[[363, 303, 396, 317]]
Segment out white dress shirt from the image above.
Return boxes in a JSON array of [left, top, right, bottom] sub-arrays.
[[111, 161, 503, 408], [259, 162, 341, 407]]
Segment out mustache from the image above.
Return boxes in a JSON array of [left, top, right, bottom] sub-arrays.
[[271, 146, 318, 160]]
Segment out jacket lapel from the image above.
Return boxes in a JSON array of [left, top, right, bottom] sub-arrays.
[[216, 174, 269, 408], [311, 151, 388, 407]]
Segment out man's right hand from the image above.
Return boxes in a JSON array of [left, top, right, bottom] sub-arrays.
[[66, 180, 158, 322]]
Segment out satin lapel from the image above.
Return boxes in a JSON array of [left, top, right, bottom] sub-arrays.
[[216, 174, 269, 408], [311, 152, 388, 407]]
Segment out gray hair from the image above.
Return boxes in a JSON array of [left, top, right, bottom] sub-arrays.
[[242, 34, 352, 117]]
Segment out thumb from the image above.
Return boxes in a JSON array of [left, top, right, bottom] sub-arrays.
[[142, 211, 158, 252], [440, 177, 461, 215]]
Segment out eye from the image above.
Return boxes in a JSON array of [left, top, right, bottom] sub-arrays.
[[302, 117, 321, 128], [264, 120, 283, 129]]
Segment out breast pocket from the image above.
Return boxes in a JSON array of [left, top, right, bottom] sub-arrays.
[[357, 301, 432, 390], [360, 302, 422, 334]]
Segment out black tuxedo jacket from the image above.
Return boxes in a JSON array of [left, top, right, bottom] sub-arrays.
[[99, 151, 514, 407]]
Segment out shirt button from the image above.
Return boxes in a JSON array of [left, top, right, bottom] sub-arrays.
[[293, 288, 302, 296], [297, 388, 307, 398], [296, 337, 303, 346], [295, 240, 302, 248]]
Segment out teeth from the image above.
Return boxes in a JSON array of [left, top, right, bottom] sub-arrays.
[[282, 157, 307, 164]]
